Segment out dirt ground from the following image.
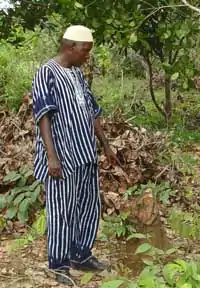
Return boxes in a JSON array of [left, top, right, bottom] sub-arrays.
[[0, 236, 109, 288], [0, 220, 172, 288]]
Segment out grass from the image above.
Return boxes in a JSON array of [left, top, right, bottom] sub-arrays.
[[93, 75, 200, 147]]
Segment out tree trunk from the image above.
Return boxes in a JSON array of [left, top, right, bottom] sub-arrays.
[[146, 55, 166, 118], [164, 74, 172, 122]]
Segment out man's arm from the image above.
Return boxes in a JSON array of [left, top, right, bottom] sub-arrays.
[[94, 117, 120, 166], [94, 117, 109, 150], [32, 65, 62, 178], [39, 114, 62, 178]]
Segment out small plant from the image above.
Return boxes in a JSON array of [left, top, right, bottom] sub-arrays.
[[7, 209, 46, 252], [163, 260, 200, 288], [124, 181, 175, 206], [135, 243, 177, 266], [0, 167, 43, 223], [101, 212, 145, 240], [169, 209, 200, 240], [100, 244, 200, 288]]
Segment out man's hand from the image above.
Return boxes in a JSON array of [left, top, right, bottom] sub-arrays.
[[104, 146, 120, 167], [94, 117, 121, 167], [48, 156, 62, 178], [39, 114, 62, 178]]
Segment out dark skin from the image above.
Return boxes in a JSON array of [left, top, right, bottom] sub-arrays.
[[39, 40, 119, 178]]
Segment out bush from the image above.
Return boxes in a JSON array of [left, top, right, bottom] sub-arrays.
[[0, 22, 59, 111]]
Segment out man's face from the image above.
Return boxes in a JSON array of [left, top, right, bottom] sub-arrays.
[[71, 42, 93, 66]]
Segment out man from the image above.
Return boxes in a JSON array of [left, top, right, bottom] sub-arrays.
[[32, 25, 118, 285]]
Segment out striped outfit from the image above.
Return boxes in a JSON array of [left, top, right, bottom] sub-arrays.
[[32, 60, 102, 269]]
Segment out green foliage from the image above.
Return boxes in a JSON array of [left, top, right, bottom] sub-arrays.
[[101, 279, 131, 288], [32, 208, 46, 236], [101, 243, 200, 288], [80, 272, 94, 285], [0, 215, 6, 232], [93, 76, 146, 116], [101, 259, 200, 287], [1, 0, 200, 121], [127, 1, 200, 120], [7, 233, 36, 252], [163, 260, 200, 287], [7, 208, 46, 252], [169, 209, 200, 240], [94, 45, 112, 76], [102, 212, 134, 239], [0, 167, 42, 223], [101, 213, 146, 240], [124, 181, 175, 206], [0, 15, 61, 110]]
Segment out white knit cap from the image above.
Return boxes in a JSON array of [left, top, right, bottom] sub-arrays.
[[63, 25, 93, 42]]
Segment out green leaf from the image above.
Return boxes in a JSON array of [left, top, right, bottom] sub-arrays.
[[0, 196, 6, 211], [100, 280, 124, 288], [32, 186, 41, 202], [0, 215, 6, 232], [163, 30, 171, 39], [135, 243, 152, 255], [129, 32, 137, 44], [192, 274, 200, 281], [19, 166, 29, 175], [12, 187, 26, 194], [24, 169, 33, 179], [75, 2, 83, 9], [180, 284, 192, 288], [171, 72, 179, 81], [19, 198, 30, 213], [127, 233, 146, 241], [129, 21, 135, 27], [13, 193, 25, 205], [183, 80, 188, 89], [138, 274, 155, 287], [6, 193, 16, 205], [32, 209, 46, 236], [29, 180, 40, 191], [17, 177, 27, 187], [142, 259, 154, 266], [80, 272, 94, 285], [163, 263, 182, 285], [165, 248, 177, 255], [3, 171, 21, 183], [5, 206, 18, 219], [128, 283, 137, 288], [106, 19, 113, 25], [176, 29, 187, 39], [17, 210, 28, 223], [162, 62, 172, 73]]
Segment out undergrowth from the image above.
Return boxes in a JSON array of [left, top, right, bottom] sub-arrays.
[[93, 76, 200, 147]]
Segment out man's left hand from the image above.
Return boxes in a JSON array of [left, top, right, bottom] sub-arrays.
[[104, 146, 121, 167]]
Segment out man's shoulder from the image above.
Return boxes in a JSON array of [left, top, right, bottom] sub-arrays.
[[34, 60, 58, 80]]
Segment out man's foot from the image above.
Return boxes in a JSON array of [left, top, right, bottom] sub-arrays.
[[55, 268, 75, 286], [71, 256, 109, 272]]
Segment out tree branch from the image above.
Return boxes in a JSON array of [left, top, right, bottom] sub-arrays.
[[145, 54, 166, 118], [181, 0, 200, 13], [138, 4, 186, 27], [13, 0, 50, 8], [171, 37, 185, 64]]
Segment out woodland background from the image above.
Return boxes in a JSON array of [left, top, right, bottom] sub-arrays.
[[1, 1, 200, 288]]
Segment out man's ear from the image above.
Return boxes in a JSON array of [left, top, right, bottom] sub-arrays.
[[68, 42, 76, 53]]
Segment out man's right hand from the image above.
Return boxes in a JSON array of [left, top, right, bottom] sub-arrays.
[[38, 114, 62, 178], [48, 156, 62, 178]]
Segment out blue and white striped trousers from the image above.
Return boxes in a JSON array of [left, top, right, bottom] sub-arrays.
[[45, 163, 101, 269]]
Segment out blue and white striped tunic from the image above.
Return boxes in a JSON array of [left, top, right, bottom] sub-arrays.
[[32, 59, 102, 182]]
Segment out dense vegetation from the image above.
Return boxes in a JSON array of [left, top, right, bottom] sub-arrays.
[[1, 1, 200, 287]]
